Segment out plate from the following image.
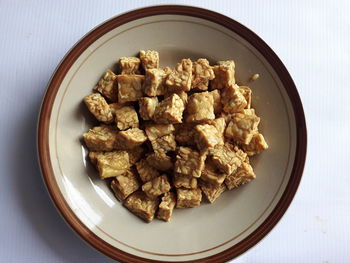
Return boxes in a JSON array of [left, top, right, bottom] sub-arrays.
[[37, 5, 307, 263]]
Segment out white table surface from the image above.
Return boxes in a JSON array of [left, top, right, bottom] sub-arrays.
[[0, 0, 349, 262]]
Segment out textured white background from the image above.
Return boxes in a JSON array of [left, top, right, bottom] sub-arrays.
[[0, 0, 349, 262]]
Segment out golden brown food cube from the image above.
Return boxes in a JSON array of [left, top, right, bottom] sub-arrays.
[[210, 60, 235, 90], [83, 125, 117, 151], [114, 105, 139, 130], [173, 173, 197, 189], [96, 151, 130, 179], [111, 169, 140, 201], [192, 58, 215, 91], [200, 160, 227, 186], [199, 180, 226, 203], [225, 162, 255, 190], [209, 143, 242, 175], [194, 123, 224, 151], [143, 68, 166, 96], [127, 146, 145, 165], [242, 133, 268, 156], [174, 123, 196, 146], [157, 192, 176, 222], [153, 94, 185, 124], [142, 175, 171, 199], [124, 191, 159, 222], [176, 188, 202, 208], [210, 89, 222, 114], [115, 128, 147, 150], [185, 92, 215, 123], [164, 90, 188, 106], [165, 59, 192, 92], [146, 152, 173, 171], [119, 57, 140, 75], [242, 108, 256, 116], [221, 84, 247, 113], [151, 134, 176, 153], [88, 151, 103, 166], [116, 75, 144, 103], [239, 86, 252, 109], [225, 113, 260, 145], [138, 97, 158, 120], [84, 93, 113, 123], [135, 159, 160, 183], [145, 124, 176, 153], [139, 50, 159, 70], [94, 70, 118, 102], [174, 147, 206, 178]]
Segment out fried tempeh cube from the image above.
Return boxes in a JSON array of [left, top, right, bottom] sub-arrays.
[[239, 86, 252, 109], [209, 143, 242, 175], [115, 128, 147, 150], [138, 97, 158, 120], [199, 180, 226, 203], [176, 188, 202, 208], [124, 191, 159, 222], [194, 123, 224, 151], [157, 192, 176, 221], [127, 146, 145, 165], [83, 125, 117, 151], [165, 59, 192, 92], [143, 68, 166, 96], [96, 151, 130, 179], [135, 159, 160, 183], [116, 75, 144, 103], [200, 160, 227, 187], [185, 92, 215, 123], [225, 113, 260, 145], [210, 89, 222, 114], [153, 94, 185, 124], [225, 162, 255, 190], [146, 152, 173, 171], [119, 57, 141, 75], [88, 151, 103, 166], [174, 123, 196, 146], [145, 124, 176, 153], [242, 133, 268, 156], [139, 50, 159, 70], [174, 147, 206, 178], [94, 70, 118, 102], [192, 58, 215, 91], [221, 84, 247, 113], [114, 105, 139, 130], [84, 93, 113, 123], [142, 175, 171, 199], [210, 60, 235, 90], [173, 173, 197, 189], [111, 169, 140, 201]]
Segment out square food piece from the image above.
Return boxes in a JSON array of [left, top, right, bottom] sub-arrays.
[[225, 162, 256, 190], [210, 60, 235, 90], [138, 97, 158, 120], [239, 86, 252, 109], [192, 58, 215, 91], [243, 108, 256, 116], [209, 143, 242, 175], [221, 84, 247, 113], [194, 123, 224, 151], [111, 169, 140, 201], [164, 90, 188, 106], [139, 50, 159, 70], [94, 70, 118, 102], [119, 57, 140, 75], [165, 59, 192, 92], [151, 134, 176, 153], [146, 152, 173, 171], [83, 125, 117, 151], [157, 192, 176, 222], [88, 151, 103, 166], [143, 68, 166, 96], [142, 175, 171, 199], [210, 89, 222, 114], [199, 180, 226, 203], [135, 159, 160, 183], [200, 160, 227, 187], [127, 146, 145, 165], [84, 93, 113, 123], [242, 133, 268, 156], [124, 191, 159, 222], [153, 94, 185, 124], [116, 75, 144, 103], [96, 151, 130, 179], [114, 106, 139, 130], [145, 124, 176, 153], [176, 188, 202, 208], [174, 123, 196, 146], [185, 92, 215, 123], [174, 147, 206, 178], [115, 128, 147, 150], [173, 173, 197, 189], [225, 113, 260, 145]]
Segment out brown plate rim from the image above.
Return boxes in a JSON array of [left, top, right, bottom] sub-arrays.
[[37, 5, 307, 263]]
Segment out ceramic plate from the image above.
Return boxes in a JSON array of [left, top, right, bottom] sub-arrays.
[[37, 5, 307, 263]]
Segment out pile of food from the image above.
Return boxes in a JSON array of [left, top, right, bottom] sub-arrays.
[[82, 50, 268, 223]]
